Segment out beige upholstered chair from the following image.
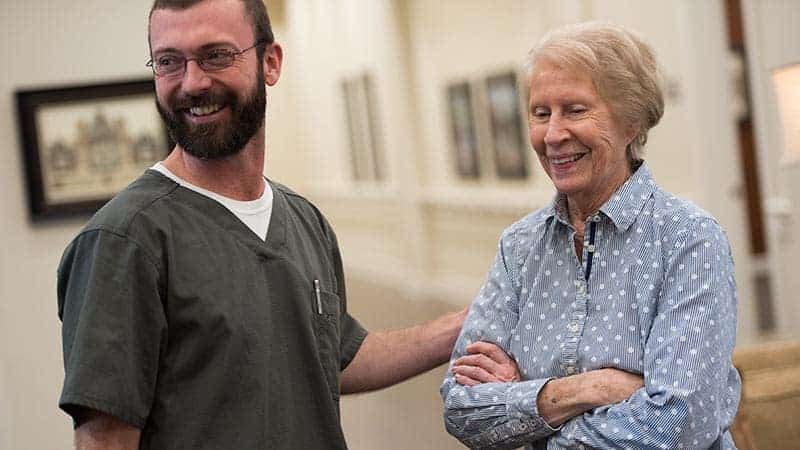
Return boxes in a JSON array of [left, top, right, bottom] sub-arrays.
[[730, 340, 800, 450]]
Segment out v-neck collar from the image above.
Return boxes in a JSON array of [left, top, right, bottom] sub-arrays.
[[143, 169, 287, 259]]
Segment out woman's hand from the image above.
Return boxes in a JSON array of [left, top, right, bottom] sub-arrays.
[[451, 341, 521, 386]]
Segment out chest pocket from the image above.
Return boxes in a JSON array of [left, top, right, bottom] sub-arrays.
[[312, 286, 342, 400]]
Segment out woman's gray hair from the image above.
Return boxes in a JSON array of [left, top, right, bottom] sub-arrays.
[[524, 22, 665, 163]]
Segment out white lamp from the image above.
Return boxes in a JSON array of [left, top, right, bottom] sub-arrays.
[[772, 63, 800, 163]]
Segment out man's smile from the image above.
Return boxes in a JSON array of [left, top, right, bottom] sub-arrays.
[[189, 104, 223, 116]]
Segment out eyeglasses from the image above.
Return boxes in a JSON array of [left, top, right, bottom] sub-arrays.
[[147, 40, 267, 77]]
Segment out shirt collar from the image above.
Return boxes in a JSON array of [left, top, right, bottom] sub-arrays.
[[542, 162, 656, 232], [600, 162, 656, 231]]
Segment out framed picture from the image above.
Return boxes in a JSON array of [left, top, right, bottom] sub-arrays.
[[341, 73, 385, 182], [486, 72, 528, 179], [16, 79, 171, 220], [447, 82, 480, 178]]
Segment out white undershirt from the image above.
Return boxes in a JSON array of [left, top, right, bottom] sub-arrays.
[[151, 162, 273, 241]]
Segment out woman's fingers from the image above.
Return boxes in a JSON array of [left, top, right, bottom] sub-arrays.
[[454, 353, 501, 374], [466, 341, 514, 365], [452, 341, 521, 384], [452, 361, 497, 383], [462, 341, 521, 382], [453, 373, 481, 387]]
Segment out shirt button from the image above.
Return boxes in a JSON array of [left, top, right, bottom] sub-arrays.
[[568, 323, 579, 333], [592, 215, 601, 222], [586, 244, 596, 253]]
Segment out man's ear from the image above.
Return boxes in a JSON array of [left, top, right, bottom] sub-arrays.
[[263, 43, 283, 86]]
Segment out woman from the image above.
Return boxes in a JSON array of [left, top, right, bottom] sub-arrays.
[[441, 22, 740, 449]]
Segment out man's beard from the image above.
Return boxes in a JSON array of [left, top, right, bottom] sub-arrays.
[[156, 70, 266, 160]]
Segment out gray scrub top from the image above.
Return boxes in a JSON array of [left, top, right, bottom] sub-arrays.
[[57, 170, 367, 449]]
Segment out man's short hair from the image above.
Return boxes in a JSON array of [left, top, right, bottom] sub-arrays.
[[149, 0, 274, 57]]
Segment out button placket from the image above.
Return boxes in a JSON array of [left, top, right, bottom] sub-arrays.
[[562, 276, 588, 376]]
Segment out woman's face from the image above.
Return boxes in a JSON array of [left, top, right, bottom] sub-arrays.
[[528, 61, 634, 210]]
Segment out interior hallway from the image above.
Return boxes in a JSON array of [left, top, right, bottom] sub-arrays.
[[1, 0, 799, 449]]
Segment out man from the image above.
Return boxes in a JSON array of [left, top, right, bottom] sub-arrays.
[[56, 0, 465, 448]]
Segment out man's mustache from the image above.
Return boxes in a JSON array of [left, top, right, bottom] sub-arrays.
[[168, 90, 236, 111]]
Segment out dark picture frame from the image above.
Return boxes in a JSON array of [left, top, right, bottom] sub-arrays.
[[486, 71, 528, 179], [16, 79, 171, 220], [447, 82, 481, 179]]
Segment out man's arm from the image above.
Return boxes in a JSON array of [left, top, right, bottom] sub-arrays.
[[58, 230, 165, 442], [323, 209, 466, 393], [75, 410, 140, 450], [340, 307, 467, 394]]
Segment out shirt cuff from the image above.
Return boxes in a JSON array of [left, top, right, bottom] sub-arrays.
[[507, 378, 562, 433]]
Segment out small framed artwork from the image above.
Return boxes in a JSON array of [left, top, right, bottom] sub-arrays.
[[447, 82, 480, 178], [341, 73, 386, 182], [486, 72, 528, 179], [16, 79, 171, 220]]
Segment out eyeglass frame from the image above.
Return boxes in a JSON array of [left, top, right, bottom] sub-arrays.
[[146, 40, 269, 77]]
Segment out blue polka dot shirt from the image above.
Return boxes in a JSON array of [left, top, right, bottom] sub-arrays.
[[442, 163, 741, 450]]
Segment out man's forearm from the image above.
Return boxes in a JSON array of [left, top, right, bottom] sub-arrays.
[[75, 410, 141, 450], [340, 307, 467, 394]]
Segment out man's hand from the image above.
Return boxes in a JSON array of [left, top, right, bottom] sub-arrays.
[[451, 341, 521, 386]]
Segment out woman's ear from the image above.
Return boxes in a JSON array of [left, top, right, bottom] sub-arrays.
[[623, 122, 640, 148]]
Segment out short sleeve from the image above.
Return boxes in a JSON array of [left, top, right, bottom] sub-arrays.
[[57, 228, 167, 429]]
